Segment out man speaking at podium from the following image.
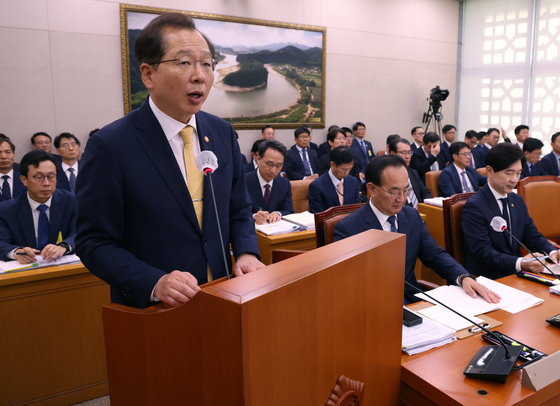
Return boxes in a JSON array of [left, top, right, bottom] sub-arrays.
[[333, 155, 499, 304], [76, 13, 263, 309]]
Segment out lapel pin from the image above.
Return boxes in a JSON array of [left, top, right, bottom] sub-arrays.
[[204, 136, 209, 143]]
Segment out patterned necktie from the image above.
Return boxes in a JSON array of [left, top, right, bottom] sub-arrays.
[[180, 126, 204, 229], [460, 171, 472, 193], [407, 179, 418, 208], [68, 168, 76, 192], [37, 204, 49, 250], [336, 181, 344, 205], [1, 175, 10, 201], [360, 140, 367, 156], [499, 197, 513, 246], [470, 154, 475, 168], [528, 164, 533, 176], [263, 184, 271, 210], [387, 215, 398, 233], [302, 148, 312, 176]]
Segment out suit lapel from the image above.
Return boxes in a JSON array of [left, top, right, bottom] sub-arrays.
[[16, 195, 37, 247], [249, 172, 265, 209], [134, 103, 201, 232], [396, 209, 409, 234], [481, 185, 512, 251]]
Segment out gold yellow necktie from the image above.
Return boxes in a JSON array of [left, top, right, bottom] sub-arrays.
[[179, 126, 213, 281], [180, 125, 204, 229]]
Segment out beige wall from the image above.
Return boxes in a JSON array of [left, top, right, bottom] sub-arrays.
[[0, 0, 459, 161]]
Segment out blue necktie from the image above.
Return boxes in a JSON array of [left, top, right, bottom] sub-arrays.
[[387, 215, 398, 233], [460, 171, 472, 193], [68, 168, 76, 192], [1, 175, 10, 201], [302, 148, 312, 176], [37, 204, 49, 250], [360, 140, 367, 157]]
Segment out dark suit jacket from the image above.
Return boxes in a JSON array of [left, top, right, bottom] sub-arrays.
[[75, 101, 259, 308], [410, 143, 420, 152], [284, 145, 319, 180], [56, 161, 80, 192], [317, 153, 361, 179], [245, 171, 293, 216], [407, 167, 431, 205], [461, 184, 555, 279], [317, 141, 331, 159], [0, 189, 77, 259], [350, 138, 374, 174], [308, 172, 361, 213], [472, 144, 490, 167], [334, 204, 466, 303], [439, 142, 452, 167], [410, 147, 448, 183], [520, 162, 543, 179], [0, 170, 26, 202], [310, 142, 319, 153], [438, 165, 487, 197], [245, 159, 258, 173], [536, 152, 560, 176]]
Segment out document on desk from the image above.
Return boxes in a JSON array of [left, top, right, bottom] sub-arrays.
[[255, 219, 300, 235], [402, 308, 456, 355], [417, 305, 485, 331], [415, 276, 543, 315], [422, 197, 446, 207], [282, 211, 315, 230], [0, 254, 81, 274], [541, 263, 560, 276]]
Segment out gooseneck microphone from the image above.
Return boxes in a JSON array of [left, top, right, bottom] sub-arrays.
[[490, 216, 560, 280], [195, 151, 230, 280], [404, 280, 522, 383]]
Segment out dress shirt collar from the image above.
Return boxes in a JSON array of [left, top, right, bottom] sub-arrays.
[[368, 198, 396, 232], [295, 145, 307, 153], [414, 141, 422, 149], [256, 169, 274, 190], [553, 150, 560, 161], [149, 97, 198, 141], [27, 193, 53, 211], [1, 169, 14, 179], [488, 183, 508, 200], [61, 161, 78, 173], [328, 168, 343, 189], [453, 162, 467, 175]]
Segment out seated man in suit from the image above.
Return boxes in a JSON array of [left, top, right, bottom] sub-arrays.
[[0, 135, 26, 202], [246, 140, 293, 224], [410, 126, 425, 152], [438, 142, 487, 197], [472, 131, 490, 166], [388, 138, 431, 208], [334, 155, 499, 304], [439, 124, 457, 167], [309, 146, 361, 213], [462, 143, 558, 279], [318, 127, 347, 175], [246, 139, 265, 173], [521, 138, 544, 179], [317, 124, 340, 159], [350, 121, 374, 180], [410, 131, 448, 183], [54, 132, 81, 193], [0, 150, 77, 264], [537, 132, 560, 176], [284, 126, 319, 180], [464, 130, 483, 169], [485, 128, 500, 150]]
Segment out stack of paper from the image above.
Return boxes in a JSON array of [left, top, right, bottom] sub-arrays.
[[402, 308, 456, 355], [283, 211, 316, 230], [255, 219, 300, 235], [423, 197, 446, 207], [0, 254, 81, 274], [417, 305, 485, 331]]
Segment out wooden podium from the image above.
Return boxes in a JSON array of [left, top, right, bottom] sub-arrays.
[[102, 229, 405, 405]]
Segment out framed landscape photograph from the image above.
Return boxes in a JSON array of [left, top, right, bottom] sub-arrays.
[[120, 4, 326, 128]]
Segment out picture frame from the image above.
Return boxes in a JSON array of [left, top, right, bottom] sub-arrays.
[[120, 4, 326, 129]]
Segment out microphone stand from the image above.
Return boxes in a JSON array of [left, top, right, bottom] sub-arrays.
[[205, 169, 230, 280]]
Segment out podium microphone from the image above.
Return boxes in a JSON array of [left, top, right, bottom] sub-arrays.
[[404, 280, 522, 383], [490, 216, 560, 281], [196, 150, 230, 280]]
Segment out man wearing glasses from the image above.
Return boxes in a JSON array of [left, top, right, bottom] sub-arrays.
[[438, 141, 487, 198], [388, 138, 431, 208], [246, 140, 293, 225], [54, 132, 81, 193], [76, 13, 263, 309], [334, 155, 499, 304], [0, 150, 77, 264]]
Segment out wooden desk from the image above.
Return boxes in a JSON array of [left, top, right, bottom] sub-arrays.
[[401, 276, 560, 405], [257, 229, 317, 265], [0, 263, 110, 406]]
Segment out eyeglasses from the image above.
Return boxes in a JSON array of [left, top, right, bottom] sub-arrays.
[[151, 56, 216, 73], [377, 185, 410, 199], [31, 173, 57, 183], [396, 150, 413, 156], [457, 152, 472, 157], [60, 142, 78, 149], [262, 160, 283, 170]]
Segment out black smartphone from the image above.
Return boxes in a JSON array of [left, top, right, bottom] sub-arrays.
[[403, 308, 423, 327], [546, 313, 560, 327]]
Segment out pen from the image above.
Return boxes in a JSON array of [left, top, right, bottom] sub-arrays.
[[4, 263, 40, 273], [16, 252, 32, 256], [523, 256, 549, 262]]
